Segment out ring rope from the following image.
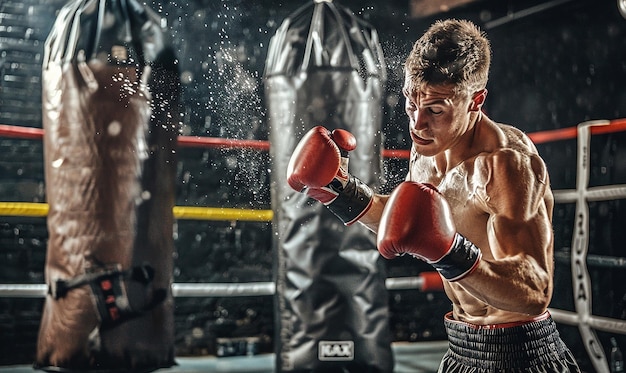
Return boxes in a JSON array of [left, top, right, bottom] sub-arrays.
[[548, 308, 626, 335], [0, 283, 276, 298], [1, 281, 625, 337], [0, 202, 273, 221], [0, 272, 441, 298], [3, 118, 626, 155], [528, 118, 626, 144], [555, 251, 626, 269], [553, 185, 626, 204]]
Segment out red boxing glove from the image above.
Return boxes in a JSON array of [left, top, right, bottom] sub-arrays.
[[287, 126, 372, 225], [377, 181, 481, 281]]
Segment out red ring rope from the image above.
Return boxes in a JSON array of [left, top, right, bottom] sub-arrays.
[[528, 118, 626, 144], [2, 119, 626, 157]]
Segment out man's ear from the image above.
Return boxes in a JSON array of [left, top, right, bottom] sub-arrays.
[[469, 89, 487, 112]]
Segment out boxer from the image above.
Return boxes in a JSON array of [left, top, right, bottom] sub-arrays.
[[287, 19, 582, 372]]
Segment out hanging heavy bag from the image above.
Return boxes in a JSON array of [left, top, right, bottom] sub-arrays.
[[36, 0, 180, 371], [264, 1, 393, 372]]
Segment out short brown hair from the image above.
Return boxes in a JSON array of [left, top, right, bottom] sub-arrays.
[[404, 19, 491, 97]]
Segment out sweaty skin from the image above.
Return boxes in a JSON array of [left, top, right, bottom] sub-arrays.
[[361, 83, 554, 325]]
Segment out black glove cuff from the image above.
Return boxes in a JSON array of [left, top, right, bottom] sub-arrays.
[[431, 233, 482, 281], [327, 175, 373, 225]]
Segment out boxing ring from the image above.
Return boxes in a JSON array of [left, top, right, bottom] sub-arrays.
[[0, 118, 625, 372]]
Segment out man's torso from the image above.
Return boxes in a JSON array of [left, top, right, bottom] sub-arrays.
[[406, 119, 553, 324]]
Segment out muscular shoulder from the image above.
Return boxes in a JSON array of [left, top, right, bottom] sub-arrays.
[[472, 130, 550, 220]]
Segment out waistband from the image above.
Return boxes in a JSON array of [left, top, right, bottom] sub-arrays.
[[443, 311, 570, 370], [444, 311, 551, 330]]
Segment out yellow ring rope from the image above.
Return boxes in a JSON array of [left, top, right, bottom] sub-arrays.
[[0, 202, 273, 222]]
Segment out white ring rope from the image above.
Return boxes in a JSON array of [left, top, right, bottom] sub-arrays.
[[0, 283, 277, 298], [173, 282, 275, 297], [0, 276, 435, 298], [549, 308, 626, 335], [553, 184, 626, 204]]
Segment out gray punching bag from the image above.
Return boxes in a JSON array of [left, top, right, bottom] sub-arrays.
[[36, 0, 179, 371], [264, 1, 392, 372]]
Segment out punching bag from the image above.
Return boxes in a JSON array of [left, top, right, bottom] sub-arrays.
[[264, 1, 392, 372], [36, 0, 180, 371]]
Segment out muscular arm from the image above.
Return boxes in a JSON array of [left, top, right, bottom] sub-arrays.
[[457, 149, 554, 316]]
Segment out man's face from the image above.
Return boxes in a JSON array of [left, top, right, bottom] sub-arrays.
[[402, 80, 473, 157]]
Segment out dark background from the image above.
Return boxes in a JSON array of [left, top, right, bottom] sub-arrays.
[[1, 0, 626, 371]]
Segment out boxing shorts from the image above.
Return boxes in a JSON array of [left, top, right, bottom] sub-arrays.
[[438, 311, 582, 373]]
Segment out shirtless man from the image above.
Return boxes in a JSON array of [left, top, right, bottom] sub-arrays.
[[287, 19, 582, 372]]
